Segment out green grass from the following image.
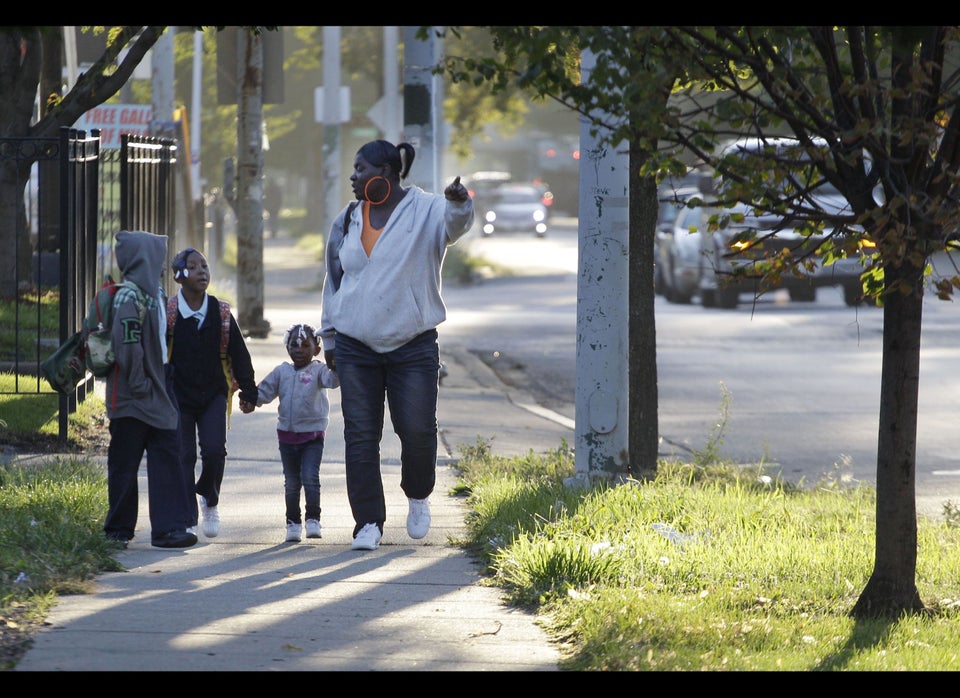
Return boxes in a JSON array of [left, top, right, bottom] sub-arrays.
[[0, 456, 124, 669], [0, 373, 107, 450], [0, 289, 60, 364], [453, 437, 960, 671]]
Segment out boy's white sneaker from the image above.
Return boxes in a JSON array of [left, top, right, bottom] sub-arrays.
[[351, 523, 381, 550], [285, 522, 302, 543], [406, 497, 431, 539], [305, 519, 321, 538], [200, 496, 220, 538]]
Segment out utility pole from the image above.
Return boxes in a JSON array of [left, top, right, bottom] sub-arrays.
[[322, 27, 343, 229], [402, 26, 442, 192], [382, 27, 400, 145], [191, 30, 203, 205], [62, 26, 78, 90], [149, 27, 182, 272], [149, 28, 174, 139], [573, 48, 630, 484]]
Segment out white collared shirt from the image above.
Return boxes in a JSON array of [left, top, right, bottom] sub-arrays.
[[177, 290, 208, 326]]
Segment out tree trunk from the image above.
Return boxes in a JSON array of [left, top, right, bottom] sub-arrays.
[[235, 29, 270, 338], [851, 257, 928, 618], [0, 30, 40, 296], [628, 153, 659, 480], [0, 163, 32, 297]]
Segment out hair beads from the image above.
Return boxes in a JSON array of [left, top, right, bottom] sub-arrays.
[[284, 323, 319, 348]]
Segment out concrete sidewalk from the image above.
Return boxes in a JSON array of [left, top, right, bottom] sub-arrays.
[[12, 233, 574, 672]]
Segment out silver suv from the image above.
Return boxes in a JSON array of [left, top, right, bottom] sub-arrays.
[[697, 137, 869, 308]]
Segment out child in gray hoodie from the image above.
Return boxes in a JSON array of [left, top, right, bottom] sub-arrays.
[[103, 230, 197, 549], [241, 323, 339, 543]]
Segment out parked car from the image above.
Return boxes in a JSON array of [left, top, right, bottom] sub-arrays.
[[656, 185, 702, 302], [462, 171, 512, 223], [658, 197, 707, 304], [697, 137, 869, 308], [479, 183, 549, 237]]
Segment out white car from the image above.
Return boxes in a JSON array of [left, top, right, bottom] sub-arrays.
[[480, 183, 549, 237]]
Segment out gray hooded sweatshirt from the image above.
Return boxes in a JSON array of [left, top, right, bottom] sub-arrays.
[[105, 230, 178, 429], [320, 186, 474, 354]]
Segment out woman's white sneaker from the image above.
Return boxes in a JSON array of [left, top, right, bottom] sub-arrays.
[[305, 519, 321, 538], [406, 498, 431, 539], [351, 523, 382, 550]]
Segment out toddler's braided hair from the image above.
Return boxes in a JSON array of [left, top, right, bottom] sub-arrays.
[[284, 323, 320, 348]]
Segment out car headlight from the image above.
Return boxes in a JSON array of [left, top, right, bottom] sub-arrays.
[[533, 210, 546, 222], [485, 210, 496, 222]]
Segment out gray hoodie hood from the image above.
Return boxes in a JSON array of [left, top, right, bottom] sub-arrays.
[[115, 230, 167, 297]]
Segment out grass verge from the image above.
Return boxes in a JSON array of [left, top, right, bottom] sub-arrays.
[[0, 457, 125, 670], [454, 437, 960, 671]]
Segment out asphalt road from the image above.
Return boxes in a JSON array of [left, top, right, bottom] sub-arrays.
[[444, 219, 960, 514]]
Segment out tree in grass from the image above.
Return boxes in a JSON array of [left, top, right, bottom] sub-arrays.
[[440, 25, 960, 618]]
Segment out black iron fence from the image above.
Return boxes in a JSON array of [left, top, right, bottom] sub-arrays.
[[0, 127, 178, 442]]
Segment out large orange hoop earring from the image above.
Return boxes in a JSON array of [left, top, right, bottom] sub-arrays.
[[364, 176, 391, 205]]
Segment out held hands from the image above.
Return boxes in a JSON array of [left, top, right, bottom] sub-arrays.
[[238, 399, 256, 414], [444, 175, 469, 203]]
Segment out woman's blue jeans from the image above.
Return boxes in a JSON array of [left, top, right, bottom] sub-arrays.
[[279, 436, 325, 524], [334, 330, 440, 537]]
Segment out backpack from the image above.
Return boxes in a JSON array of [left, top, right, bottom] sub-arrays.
[[166, 295, 240, 423], [41, 277, 147, 395]]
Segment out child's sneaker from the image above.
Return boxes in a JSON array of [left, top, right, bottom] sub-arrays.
[[351, 522, 381, 550], [285, 521, 302, 542], [305, 519, 321, 538], [406, 497, 431, 539], [200, 496, 220, 538]]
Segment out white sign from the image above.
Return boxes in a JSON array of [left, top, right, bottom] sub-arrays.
[[314, 86, 351, 124], [74, 104, 153, 149], [366, 93, 403, 137]]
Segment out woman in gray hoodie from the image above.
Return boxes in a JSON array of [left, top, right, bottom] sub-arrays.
[[320, 139, 473, 551], [103, 230, 197, 549]]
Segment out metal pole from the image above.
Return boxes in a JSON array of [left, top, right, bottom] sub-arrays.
[[150, 28, 174, 137], [322, 26, 342, 228], [383, 27, 400, 145], [573, 48, 630, 483], [63, 27, 78, 91], [191, 30, 203, 202], [402, 26, 439, 192]]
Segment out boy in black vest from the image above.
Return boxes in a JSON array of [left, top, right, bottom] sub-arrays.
[[167, 247, 258, 538]]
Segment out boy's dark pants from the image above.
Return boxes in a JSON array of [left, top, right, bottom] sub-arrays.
[[103, 418, 193, 541], [178, 392, 228, 526]]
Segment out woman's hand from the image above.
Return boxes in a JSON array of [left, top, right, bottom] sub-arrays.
[[444, 176, 469, 203]]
